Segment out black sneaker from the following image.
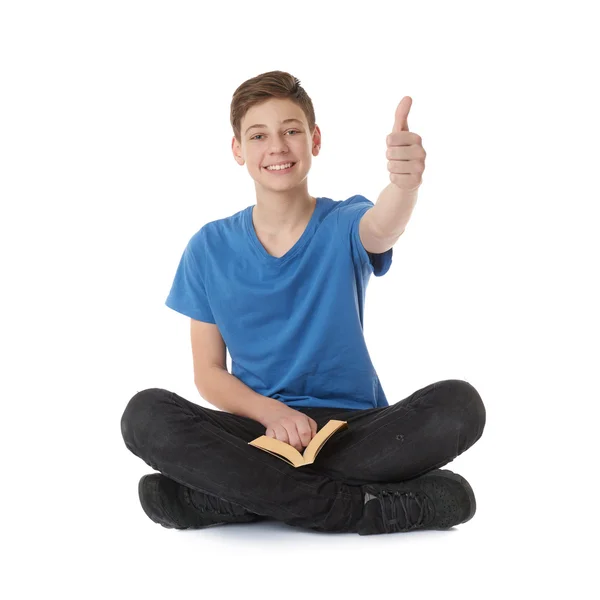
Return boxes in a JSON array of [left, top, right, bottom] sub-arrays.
[[138, 473, 266, 530], [357, 469, 476, 535]]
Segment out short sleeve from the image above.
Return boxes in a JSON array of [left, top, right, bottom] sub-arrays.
[[165, 228, 216, 323], [337, 195, 393, 277]]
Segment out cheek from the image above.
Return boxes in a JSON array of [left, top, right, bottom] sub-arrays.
[[244, 153, 260, 169]]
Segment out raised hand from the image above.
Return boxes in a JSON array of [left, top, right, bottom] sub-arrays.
[[386, 96, 426, 192]]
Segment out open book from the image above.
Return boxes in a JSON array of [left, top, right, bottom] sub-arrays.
[[248, 419, 348, 468]]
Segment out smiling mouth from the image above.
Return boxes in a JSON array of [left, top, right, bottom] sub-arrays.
[[263, 162, 297, 171]]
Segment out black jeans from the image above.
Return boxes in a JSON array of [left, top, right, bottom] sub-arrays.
[[120, 379, 486, 533]]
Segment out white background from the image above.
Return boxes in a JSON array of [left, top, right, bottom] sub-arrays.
[[2, 1, 598, 598]]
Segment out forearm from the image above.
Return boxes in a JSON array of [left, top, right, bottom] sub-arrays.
[[196, 367, 285, 426], [371, 183, 419, 238]]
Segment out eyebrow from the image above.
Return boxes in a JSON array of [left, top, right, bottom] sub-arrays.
[[245, 118, 303, 136]]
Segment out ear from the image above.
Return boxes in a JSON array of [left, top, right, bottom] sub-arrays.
[[232, 137, 244, 165], [312, 125, 322, 155]]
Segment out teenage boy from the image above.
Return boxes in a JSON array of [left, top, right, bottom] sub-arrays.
[[121, 70, 486, 535]]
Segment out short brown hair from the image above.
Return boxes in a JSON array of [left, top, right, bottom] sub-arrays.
[[230, 70, 316, 143]]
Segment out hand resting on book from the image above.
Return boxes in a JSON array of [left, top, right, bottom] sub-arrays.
[[260, 405, 318, 453]]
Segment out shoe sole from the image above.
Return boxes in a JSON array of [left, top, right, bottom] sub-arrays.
[[420, 468, 477, 524]]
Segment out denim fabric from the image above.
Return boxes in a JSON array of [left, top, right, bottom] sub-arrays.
[[121, 379, 486, 533]]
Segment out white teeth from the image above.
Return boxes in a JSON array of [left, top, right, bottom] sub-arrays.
[[266, 162, 293, 171]]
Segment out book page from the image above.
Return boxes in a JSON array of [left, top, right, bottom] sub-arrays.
[[303, 420, 348, 465], [248, 435, 304, 467]]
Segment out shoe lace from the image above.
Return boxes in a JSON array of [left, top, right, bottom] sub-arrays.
[[181, 486, 240, 517], [377, 490, 434, 532]]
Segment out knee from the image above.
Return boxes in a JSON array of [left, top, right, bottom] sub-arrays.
[[437, 379, 486, 439], [120, 388, 169, 448]]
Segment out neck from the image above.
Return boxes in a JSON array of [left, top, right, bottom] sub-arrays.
[[252, 191, 316, 236]]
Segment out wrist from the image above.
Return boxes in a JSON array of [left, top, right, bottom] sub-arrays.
[[256, 398, 293, 426]]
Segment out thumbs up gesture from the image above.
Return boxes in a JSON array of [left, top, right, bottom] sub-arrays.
[[386, 97, 426, 191]]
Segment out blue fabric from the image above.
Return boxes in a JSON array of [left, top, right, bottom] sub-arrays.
[[165, 194, 393, 410]]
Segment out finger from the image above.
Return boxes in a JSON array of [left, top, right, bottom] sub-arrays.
[[387, 159, 419, 175], [310, 419, 318, 438], [273, 424, 289, 446], [386, 143, 424, 161], [296, 421, 312, 447], [392, 96, 412, 134], [386, 131, 421, 147], [284, 424, 303, 453]]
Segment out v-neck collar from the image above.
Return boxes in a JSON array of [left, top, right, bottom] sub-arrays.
[[244, 197, 322, 264]]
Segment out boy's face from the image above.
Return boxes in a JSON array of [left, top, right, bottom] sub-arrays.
[[232, 97, 321, 190]]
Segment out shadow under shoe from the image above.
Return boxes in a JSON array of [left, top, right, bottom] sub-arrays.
[[357, 468, 477, 535], [138, 473, 267, 530]]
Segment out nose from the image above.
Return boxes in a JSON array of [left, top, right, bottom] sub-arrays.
[[268, 133, 291, 152]]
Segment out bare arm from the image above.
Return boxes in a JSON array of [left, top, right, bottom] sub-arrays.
[[196, 367, 288, 426], [190, 318, 293, 426]]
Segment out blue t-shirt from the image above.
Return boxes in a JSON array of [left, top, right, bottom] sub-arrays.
[[165, 194, 393, 410]]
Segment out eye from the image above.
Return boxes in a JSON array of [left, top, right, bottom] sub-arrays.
[[251, 130, 300, 141]]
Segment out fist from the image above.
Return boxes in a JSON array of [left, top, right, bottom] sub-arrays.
[[263, 408, 318, 453], [386, 96, 426, 192]]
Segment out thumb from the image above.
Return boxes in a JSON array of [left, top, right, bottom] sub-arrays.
[[392, 96, 412, 133]]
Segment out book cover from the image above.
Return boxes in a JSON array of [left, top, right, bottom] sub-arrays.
[[248, 419, 348, 468]]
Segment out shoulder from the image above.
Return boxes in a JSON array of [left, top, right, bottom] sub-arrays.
[[333, 194, 374, 214], [332, 194, 374, 228], [185, 224, 209, 252], [187, 218, 223, 248], [201, 208, 247, 243]]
